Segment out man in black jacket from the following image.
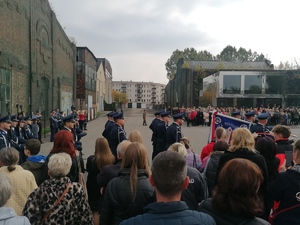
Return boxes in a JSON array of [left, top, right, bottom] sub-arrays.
[[120, 151, 215, 225]]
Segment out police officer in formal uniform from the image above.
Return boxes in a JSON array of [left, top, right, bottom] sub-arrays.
[[61, 114, 85, 172], [231, 110, 242, 119], [50, 110, 59, 142], [250, 113, 272, 134], [245, 111, 256, 123], [245, 111, 256, 130], [109, 112, 127, 160], [153, 111, 171, 159], [24, 116, 35, 140], [166, 112, 184, 149], [0, 115, 11, 150], [102, 111, 117, 142], [149, 110, 162, 157], [9, 115, 26, 163]]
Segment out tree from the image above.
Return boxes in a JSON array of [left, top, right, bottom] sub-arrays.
[[165, 45, 268, 80], [112, 90, 128, 103]]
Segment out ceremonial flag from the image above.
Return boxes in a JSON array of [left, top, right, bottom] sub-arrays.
[[208, 111, 251, 144]]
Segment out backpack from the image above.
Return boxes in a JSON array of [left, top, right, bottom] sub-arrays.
[[200, 157, 210, 199]]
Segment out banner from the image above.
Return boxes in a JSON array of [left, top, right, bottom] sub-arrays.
[[208, 112, 251, 144]]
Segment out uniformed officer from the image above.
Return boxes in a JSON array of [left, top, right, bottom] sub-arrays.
[[231, 110, 242, 119], [250, 113, 272, 134], [102, 112, 117, 142], [149, 110, 163, 156], [0, 115, 11, 150], [61, 114, 85, 172], [61, 114, 76, 139], [166, 112, 184, 149], [109, 112, 127, 160], [24, 116, 35, 140], [153, 111, 171, 159], [50, 110, 59, 142], [245, 111, 256, 123], [9, 115, 26, 163]]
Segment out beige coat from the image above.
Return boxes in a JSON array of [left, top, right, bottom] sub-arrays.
[[0, 165, 37, 215]]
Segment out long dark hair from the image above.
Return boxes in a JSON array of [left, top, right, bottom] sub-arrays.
[[212, 158, 264, 218]]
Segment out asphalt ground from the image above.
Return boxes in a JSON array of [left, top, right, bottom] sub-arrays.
[[40, 109, 300, 166]]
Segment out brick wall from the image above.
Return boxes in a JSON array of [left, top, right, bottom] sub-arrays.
[[0, 0, 75, 117]]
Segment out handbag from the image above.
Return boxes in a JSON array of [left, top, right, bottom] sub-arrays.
[[41, 183, 71, 223], [76, 155, 88, 199], [268, 202, 300, 224]]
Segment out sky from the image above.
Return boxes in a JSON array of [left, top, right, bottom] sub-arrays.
[[48, 0, 300, 85]]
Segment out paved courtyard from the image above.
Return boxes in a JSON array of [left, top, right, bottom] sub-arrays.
[[40, 108, 300, 165]]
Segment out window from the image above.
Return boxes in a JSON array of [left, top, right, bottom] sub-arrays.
[[244, 75, 262, 94], [223, 75, 241, 94], [0, 68, 11, 115]]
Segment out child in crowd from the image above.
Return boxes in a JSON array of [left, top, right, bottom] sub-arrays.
[[21, 139, 46, 186]]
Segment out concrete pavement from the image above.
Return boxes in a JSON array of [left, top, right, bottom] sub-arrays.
[[40, 108, 300, 165], [40, 109, 211, 165]]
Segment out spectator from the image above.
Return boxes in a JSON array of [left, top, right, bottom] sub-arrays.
[[0, 173, 30, 225], [271, 125, 293, 154], [78, 110, 85, 130], [255, 136, 280, 183], [269, 139, 300, 225], [100, 142, 154, 225], [41, 130, 79, 183], [97, 140, 131, 212], [21, 139, 46, 186], [120, 150, 215, 225], [180, 137, 201, 169], [128, 130, 143, 143], [168, 143, 208, 209], [23, 153, 93, 225], [0, 147, 37, 215], [201, 127, 226, 161], [201, 141, 228, 197], [86, 137, 115, 225], [198, 158, 269, 225], [217, 128, 269, 219]]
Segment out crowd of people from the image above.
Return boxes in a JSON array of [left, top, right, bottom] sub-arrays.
[[168, 106, 300, 127], [0, 107, 300, 225]]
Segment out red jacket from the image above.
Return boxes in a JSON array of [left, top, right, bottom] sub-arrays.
[[201, 141, 215, 161]]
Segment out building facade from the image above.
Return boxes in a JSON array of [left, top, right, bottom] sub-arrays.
[[76, 47, 98, 118], [96, 58, 113, 111], [0, 0, 76, 117], [203, 70, 300, 108], [112, 81, 165, 109], [165, 58, 273, 108]]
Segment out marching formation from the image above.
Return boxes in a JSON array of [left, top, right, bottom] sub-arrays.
[[0, 107, 300, 225]]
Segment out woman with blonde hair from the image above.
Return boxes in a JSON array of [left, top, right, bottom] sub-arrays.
[[0, 147, 37, 216], [101, 142, 154, 225], [217, 128, 269, 219], [23, 153, 93, 225], [128, 130, 143, 143], [86, 137, 115, 225], [180, 137, 201, 169]]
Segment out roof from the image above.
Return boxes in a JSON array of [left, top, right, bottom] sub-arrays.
[[187, 60, 273, 70]]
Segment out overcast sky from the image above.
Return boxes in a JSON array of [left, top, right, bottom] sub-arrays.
[[48, 0, 300, 84]]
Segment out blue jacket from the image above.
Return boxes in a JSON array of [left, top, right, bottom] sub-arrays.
[[0, 207, 30, 225], [120, 201, 215, 225], [109, 124, 127, 158], [166, 122, 183, 148]]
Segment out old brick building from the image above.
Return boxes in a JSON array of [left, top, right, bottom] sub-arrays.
[[0, 0, 76, 117]]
